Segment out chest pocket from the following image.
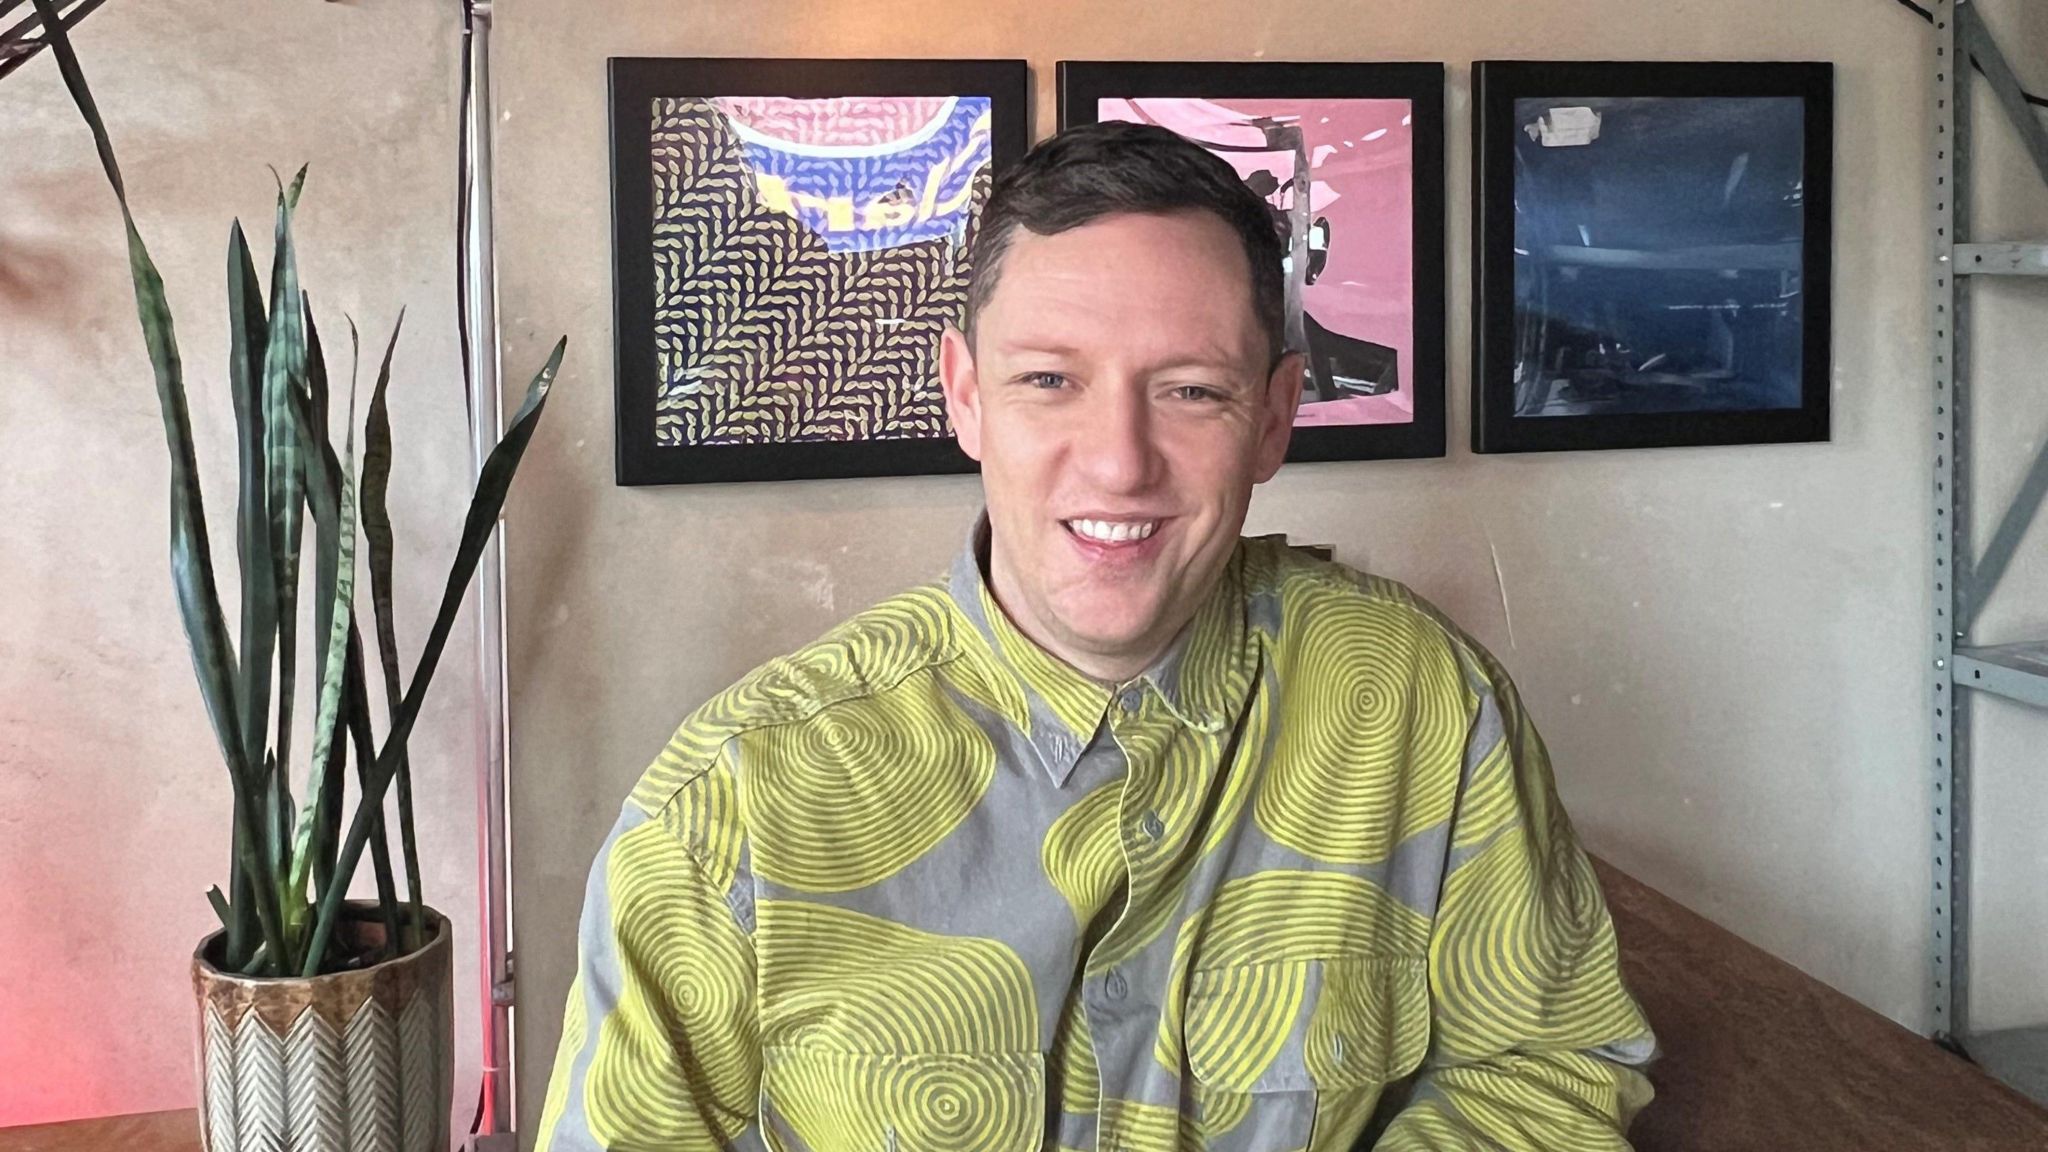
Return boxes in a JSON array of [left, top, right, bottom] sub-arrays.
[[760, 1046, 1046, 1152], [1184, 954, 1429, 1095]]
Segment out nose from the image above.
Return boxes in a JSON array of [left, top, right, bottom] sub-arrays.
[[1073, 378, 1164, 494]]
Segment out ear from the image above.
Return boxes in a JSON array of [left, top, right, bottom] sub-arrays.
[[1252, 351, 1304, 483], [939, 324, 985, 462]]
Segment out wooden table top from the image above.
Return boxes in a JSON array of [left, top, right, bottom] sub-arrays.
[[0, 1108, 199, 1152], [3, 864, 2043, 1151], [1597, 858, 2048, 1151]]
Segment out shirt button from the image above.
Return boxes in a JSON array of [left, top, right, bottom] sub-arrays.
[[1104, 969, 1128, 1001], [1140, 811, 1165, 841], [1118, 688, 1144, 713]]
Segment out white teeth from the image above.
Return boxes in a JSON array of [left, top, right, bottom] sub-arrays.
[[1069, 519, 1158, 543]]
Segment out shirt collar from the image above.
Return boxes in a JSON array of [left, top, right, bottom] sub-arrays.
[[944, 515, 1258, 787]]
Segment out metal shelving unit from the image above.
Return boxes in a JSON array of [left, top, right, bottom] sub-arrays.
[[1931, 0, 2048, 1108]]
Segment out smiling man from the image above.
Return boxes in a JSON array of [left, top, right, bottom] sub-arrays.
[[537, 122, 1655, 1152]]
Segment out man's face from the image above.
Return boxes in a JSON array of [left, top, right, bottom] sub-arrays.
[[940, 209, 1302, 681]]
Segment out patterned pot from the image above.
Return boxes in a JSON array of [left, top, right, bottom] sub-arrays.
[[192, 905, 453, 1152]]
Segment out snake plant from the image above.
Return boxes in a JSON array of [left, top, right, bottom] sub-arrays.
[[34, 0, 567, 978]]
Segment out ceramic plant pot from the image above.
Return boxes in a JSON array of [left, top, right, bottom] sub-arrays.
[[191, 904, 453, 1152]]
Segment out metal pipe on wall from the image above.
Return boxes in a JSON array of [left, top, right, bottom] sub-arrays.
[[459, 0, 517, 1141]]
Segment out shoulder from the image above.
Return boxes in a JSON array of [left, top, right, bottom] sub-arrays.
[[1237, 535, 1497, 697], [625, 579, 963, 820]]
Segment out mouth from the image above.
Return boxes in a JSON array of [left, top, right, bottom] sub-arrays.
[[1062, 517, 1163, 547]]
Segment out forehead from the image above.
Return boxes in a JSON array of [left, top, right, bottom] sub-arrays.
[[976, 210, 1265, 366]]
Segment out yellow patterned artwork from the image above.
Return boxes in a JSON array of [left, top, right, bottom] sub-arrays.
[[609, 59, 1030, 484]]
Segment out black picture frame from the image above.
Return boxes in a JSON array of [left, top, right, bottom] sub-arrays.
[[1057, 60, 1448, 463], [609, 58, 1030, 486], [1471, 61, 1834, 454]]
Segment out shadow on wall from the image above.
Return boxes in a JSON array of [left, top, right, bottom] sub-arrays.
[[0, 234, 76, 318], [0, 179, 93, 328]]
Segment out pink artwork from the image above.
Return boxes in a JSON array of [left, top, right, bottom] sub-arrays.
[[1097, 97, 1416, 427]]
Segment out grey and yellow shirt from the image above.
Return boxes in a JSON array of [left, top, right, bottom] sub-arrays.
[[536, 535, 1655, 1152]]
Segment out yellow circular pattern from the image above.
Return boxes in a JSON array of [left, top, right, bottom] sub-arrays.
[[766, 1048, 1043, 1152], [745, 684, 995, 893], [757, 900, 1037, 1054], [1259, 584, 1465, 863]]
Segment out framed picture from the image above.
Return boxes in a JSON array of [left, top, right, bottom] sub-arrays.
[[609, 58, 1029, 485], [1471, 61, 1833, 454], [1058, 61, 1447, 462]]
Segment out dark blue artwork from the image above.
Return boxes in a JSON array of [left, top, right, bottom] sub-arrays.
[[1510, 96, 1807, 418]]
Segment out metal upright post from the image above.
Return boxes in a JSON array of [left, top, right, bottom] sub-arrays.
[[460, 0, 517, 1143], [1929, 0, 1970, 1048]]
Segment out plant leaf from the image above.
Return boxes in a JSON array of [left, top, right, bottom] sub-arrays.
[[359, 310, 421, 937], [264, 750, 297, 962], [394, 743, 425, 953], [206, 885, 232, 930], [224, 224, 273, 972], [227, 775, 285, 975], [361, 312, 405, 709], [302, 336, 566, 975], [259, 176, 308, 867], [306, 324, 353, 902], [307, 301, 336, 768], [344, 623, 402, 953], [29, 0, 289, 971], [227, 222, 274, 775], [289, 333, 351, 904], [224, 806, 252, 969], [289, 315, 360, 910]]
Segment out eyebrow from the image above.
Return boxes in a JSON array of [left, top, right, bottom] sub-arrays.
[[993, 341, 1249, 375]]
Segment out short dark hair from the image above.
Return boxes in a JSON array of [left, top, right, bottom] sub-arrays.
[[964, 121, 1286, 364]]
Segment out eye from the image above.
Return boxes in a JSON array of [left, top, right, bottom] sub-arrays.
[[1023, 371, 1068, 390], [1172, 384, 1224, 402]]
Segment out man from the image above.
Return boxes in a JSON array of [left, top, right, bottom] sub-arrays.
[[537, 122, 1655, 1152]]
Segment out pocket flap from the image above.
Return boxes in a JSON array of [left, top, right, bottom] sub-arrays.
[[1185, 955, 1428, 1093]]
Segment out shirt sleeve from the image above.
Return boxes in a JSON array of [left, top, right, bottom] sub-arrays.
[[534, 763, 762, 1152], [1375, 642, 1657, 1151]]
